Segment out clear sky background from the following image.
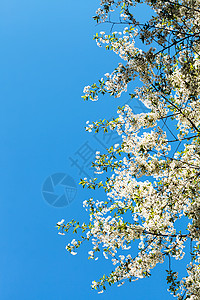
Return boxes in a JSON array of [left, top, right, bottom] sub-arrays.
[[0, 1, 187, 299]]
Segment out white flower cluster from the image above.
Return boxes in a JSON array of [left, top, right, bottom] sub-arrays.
[[59, 0, 200, 297]]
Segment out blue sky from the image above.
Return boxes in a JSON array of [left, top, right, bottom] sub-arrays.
[[0, 1, 186, 299]]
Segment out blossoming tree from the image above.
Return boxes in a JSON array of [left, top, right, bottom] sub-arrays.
[[57, 0, 200, 298]]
